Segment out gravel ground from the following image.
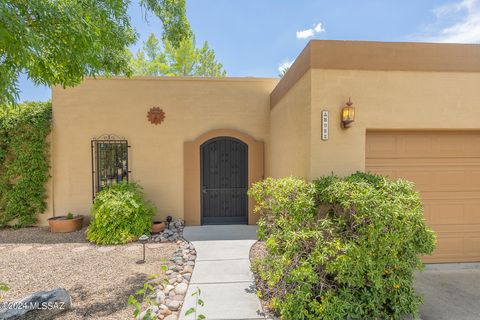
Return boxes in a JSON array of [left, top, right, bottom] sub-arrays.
[[249, 240, 278, 320], [0, 226, 87, 244], [0, 227, 177, 319]]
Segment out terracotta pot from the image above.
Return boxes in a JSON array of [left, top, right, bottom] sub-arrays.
[[48, 216, 84, 233], [151, 221, 166, 233]]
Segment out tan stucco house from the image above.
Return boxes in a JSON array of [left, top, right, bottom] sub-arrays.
[[45, 40, 480, 263]]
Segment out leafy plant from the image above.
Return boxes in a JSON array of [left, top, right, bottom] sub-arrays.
[[248, 173, 436, 320], [128, 274, 158, 320], [0, 282, 8, 302], [184, 287, 205, 320], [86, 182, 155, 244], [0, 102, 52, 227], [66, 212, 74, 220], [128, 267, 168, 320], [0, 0, 191, 105]]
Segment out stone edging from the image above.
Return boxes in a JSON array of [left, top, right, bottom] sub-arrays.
[[139, 220, 197, 320]]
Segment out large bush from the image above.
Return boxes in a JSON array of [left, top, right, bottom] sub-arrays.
[[0, 102, 52, 227], [249, 173, 436, 320], [87, 182, 155, 244]]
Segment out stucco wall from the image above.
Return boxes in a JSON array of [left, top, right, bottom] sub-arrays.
[[309, 69, 480, 178], [269, 71, 311, 179], [48, 77, 277, 225]]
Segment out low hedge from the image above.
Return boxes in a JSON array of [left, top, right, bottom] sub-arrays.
[[248, 173, 436, 320], [87, 182, 155, 244]]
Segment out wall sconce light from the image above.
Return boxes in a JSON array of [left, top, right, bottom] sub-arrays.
[[341, 98, 355, 128]]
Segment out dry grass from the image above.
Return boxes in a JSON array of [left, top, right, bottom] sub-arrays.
[[0, 227, 177, 319]]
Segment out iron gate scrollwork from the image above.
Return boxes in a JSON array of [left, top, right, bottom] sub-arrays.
[[91, 134, 130, 201], [200, 136, 248, 225]]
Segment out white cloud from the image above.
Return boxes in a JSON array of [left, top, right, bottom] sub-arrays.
[[296, 23, 325, 39], [421, 0, 480, 43], [314, 23, 326, 33], [278, 60, 294, 74]]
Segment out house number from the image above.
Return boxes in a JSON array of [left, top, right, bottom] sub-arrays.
[[321, 110, 329, 140]]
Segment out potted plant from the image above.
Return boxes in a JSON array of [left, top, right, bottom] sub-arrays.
[[151, 221, 166, 233], [48, 212, 84, 233]]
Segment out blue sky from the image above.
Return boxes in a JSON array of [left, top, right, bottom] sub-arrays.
[[18, 0, 480, 102]]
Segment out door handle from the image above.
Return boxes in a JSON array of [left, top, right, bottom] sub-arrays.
[[202, 187, 207, 194]]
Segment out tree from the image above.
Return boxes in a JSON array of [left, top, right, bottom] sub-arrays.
[[140, 0, 192, 46], [0, 0, 191, 105], [130, 33, 226, 77]]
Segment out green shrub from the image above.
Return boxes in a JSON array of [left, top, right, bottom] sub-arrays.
[[0, 101, 52, 227], [87, 182, 155, 244], [248, 173, 436, 320]]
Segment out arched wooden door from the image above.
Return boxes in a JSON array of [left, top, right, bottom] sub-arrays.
[[200, 137, 248, 225]]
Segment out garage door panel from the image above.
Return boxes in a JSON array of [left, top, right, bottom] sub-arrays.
[[434, 237, 463, 256], [423, 233, 480, 263], [424, 198, 480, 227], [366, 131, 480, 263], [366, 166, 480, 192], [401, 136, 433, 155], [367, 131, 480, 158], [436, 136, 468, 155], [366, 135, 397, 156], [465, 237, 480, 255], [424, 202, 465, 225], [466, 203, 480, 224]]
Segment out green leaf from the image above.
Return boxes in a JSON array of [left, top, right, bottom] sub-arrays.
[[184, 307, 195, 316]]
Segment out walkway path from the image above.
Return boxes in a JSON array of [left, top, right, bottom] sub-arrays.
[[180, 225, 264, 320]]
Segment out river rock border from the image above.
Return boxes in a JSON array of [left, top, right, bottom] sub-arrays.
[[152, 219, 185, 243], [140, 220, 196, 320]]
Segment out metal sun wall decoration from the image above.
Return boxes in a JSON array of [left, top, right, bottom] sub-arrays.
[[147, 107, 166, 125]]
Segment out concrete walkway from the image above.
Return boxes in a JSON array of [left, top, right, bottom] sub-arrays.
[[415, 263, 480, 320], [180, 225, 264, 320]]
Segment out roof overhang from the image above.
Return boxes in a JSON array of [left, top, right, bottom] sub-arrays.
[[270, 40, 480, 108]]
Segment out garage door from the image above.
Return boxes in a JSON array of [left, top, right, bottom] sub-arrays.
[[366, 131, 480, 263]]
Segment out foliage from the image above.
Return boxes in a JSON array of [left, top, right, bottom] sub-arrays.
[[0, 101, 52, 227], [66, 212, 74, 220], [128, 272, 167, 320], [184, 287, 206, 320], [140, 0, 192, 47], [248, 173, 436, 320], [129, 33, 226, 77], [0, 0, 135, 105], [0, 282, 8, 302], [87, 182, 155, 244], [0, 0, 190, 105]]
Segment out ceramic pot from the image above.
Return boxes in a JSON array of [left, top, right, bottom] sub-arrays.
[[151, 221, 166, 233], [48, 216, 84, 233]]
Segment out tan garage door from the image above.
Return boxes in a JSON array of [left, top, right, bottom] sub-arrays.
[[366, 131, 480, 263]]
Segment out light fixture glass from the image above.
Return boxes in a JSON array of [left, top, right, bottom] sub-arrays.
[[341, 98, 355, 128]]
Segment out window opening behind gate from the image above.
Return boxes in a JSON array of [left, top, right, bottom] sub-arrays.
[[91, 134, 130, 201]]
